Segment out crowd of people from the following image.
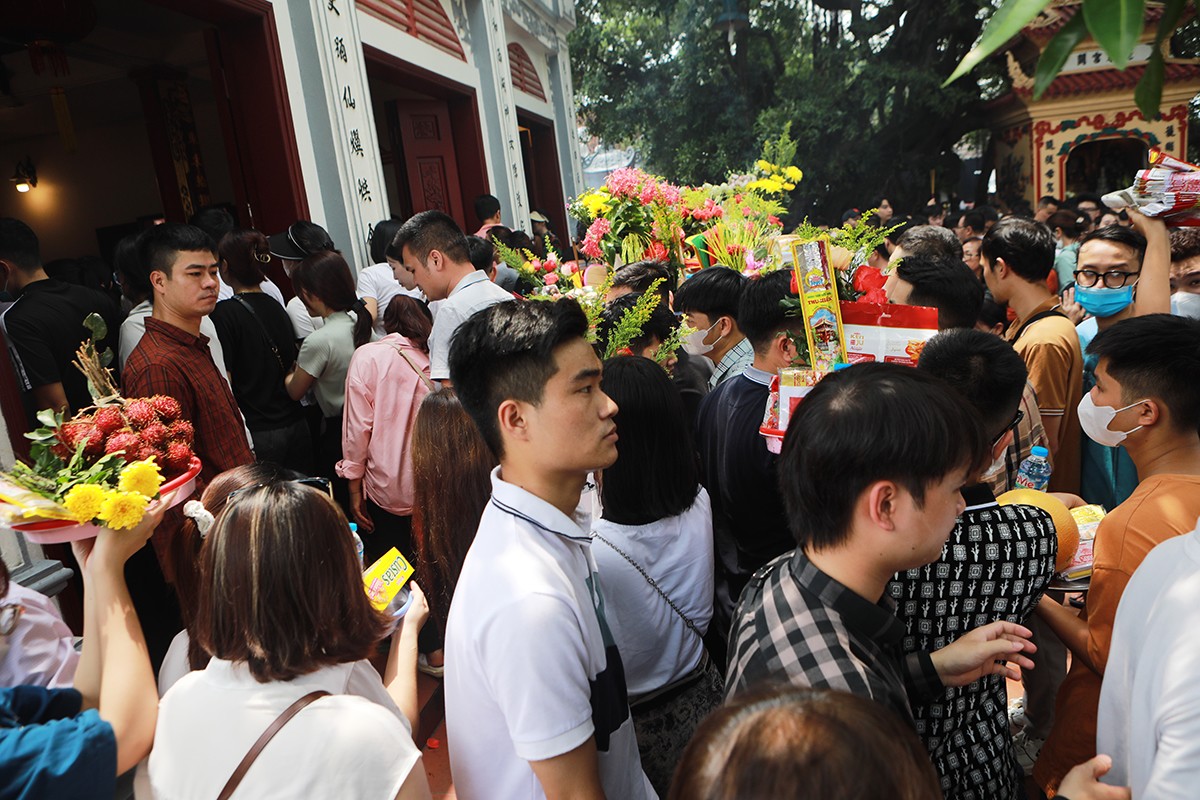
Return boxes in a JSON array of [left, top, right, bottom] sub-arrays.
[[0, 184, 1198, 800]]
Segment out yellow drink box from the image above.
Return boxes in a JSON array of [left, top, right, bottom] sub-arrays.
[[362, 547, 415, 611]]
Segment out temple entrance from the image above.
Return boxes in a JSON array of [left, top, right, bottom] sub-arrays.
[[1065, 138, 1149, 196], [365, 46, 489, 232]]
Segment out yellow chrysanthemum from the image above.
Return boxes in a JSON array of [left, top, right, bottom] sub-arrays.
[[784, 165, 804, 182], [63, 484, 107, 523], [98, 491, 149, 531], [579, 191, 613, 219], [118, 458, 163, 499], [755, 159, 773, 172]]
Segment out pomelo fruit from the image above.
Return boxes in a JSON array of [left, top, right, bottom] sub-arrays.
[[996, 488, 1079, 573]]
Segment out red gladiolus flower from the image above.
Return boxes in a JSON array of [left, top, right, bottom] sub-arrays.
[[790, 271, 799, 295], [862, 287, 888, 304], [853, 266, 887, 294]]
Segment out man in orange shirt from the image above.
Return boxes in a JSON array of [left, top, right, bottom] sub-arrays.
[[983, 217, 1083, 494], [1033, 313, 1200, 793]]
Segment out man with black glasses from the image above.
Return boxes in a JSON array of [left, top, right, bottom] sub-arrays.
[[1067, 212, 1171, 511]]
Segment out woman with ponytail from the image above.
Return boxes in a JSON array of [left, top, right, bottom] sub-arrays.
[[285, 250, 374, 508]]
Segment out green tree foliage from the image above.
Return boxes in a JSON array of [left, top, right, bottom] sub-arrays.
[[946, 0, 1189, 119], [571, 0, 1005, 222]]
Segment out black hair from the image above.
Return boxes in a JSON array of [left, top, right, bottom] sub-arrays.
[[673, 266, 745, 321], [391, 210, 470, 264], [884, 219, 913, 247], [962, 211, 986, 234], [189, 205, 236, 244], [1038, 195, 1060, 209], [369, 218, 405, 265], [599, 356, 699, 525], [944, 211, 964, 230], [1072, 193, 1103, 210], [1046, 210, 1089, 239], [778, 362, 987, 551], [977, 291, 1008, 333], [1170, 228, 1200, 263], [113, 231, 150, 302], [976, 205, 1000, 224], [918, 329, 1027, 438], [474, 194, 501, 224], [896, 225, 963, 261], [466, 235, 495, 273], [138, 223, 217, 277], [895, 254, 984, 331], [595, 293, 677, 356], [292, 250, 374, 348], [1088, 314, 1200, 434], [1079, 225, 1147, 265], [611, 260, 676, 298], [288, 220, 335, 255], [980, 217, 1055, 283], [738, 270, 801, 353], [448, 297, 577, 458], [0, 217, 40, 271]]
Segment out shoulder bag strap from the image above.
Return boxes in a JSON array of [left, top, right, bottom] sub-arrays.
[[231, 294, 287, 374], [216, 690, 330, 800], [386, 340, 437, 392], [592, 532, 703, 641], [1012, 306, 1068, 343]]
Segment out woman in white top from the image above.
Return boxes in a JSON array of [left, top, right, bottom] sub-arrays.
[[285, 250, 374, 510], [147, 478, 431, 800], [591, 355, 716, 795]]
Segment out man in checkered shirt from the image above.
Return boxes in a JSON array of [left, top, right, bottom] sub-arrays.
[[726, 363, 1037, 728]]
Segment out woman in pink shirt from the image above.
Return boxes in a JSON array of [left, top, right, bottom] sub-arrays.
[[337, 296, 434, 565]]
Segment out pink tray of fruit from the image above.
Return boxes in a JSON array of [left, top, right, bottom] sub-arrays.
[[10, 457, 202, 545]]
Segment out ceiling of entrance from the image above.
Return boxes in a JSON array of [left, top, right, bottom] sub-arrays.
[[0, 0, 214, 145]]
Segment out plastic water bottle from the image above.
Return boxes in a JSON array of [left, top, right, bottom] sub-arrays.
[[349, 523, 365, 568], [1015, 446, 1052, 491]]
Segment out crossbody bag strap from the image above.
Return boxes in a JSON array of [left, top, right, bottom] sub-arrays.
[[1012, 306, 1068, 342], [387, 341, 437, 392], [216, 690, 330, 800], [592, 532, 703, 641], [231, 294, 287, 374]]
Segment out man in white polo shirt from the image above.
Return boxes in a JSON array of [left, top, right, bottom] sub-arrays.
[[392, 210, 512, 383], [445, 299, 655, 800]]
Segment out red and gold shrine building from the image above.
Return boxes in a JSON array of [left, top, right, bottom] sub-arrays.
[[989, 2, 1200, 205]]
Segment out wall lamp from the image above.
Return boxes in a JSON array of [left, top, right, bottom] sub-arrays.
[[11, 158, 37, 193]]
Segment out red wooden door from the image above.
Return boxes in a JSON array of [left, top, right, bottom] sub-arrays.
[[396, 100, 466, 226]]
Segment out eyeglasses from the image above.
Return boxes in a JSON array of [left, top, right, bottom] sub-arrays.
[[1073, 269, 1140, 289], [0, 603, 24, 636], [226, 477, 333, 506], [992, 409, 1024, 447]]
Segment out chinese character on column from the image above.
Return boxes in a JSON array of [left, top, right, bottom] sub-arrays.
[[349, 129, 364, 157], [358, 178, 373, 202], [334, 36, 348, 63]]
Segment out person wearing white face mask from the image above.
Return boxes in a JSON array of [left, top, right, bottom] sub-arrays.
[[1063, 213, 1171, 512], [674, 267, 753, 389], [1031, 313, 1200, 795]]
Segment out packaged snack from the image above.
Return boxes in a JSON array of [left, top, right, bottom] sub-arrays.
[[1061, 504, 1105, 581], [777, 369, 825, 431], [362, 547, 415, 611], [841, 302, 938, 366]]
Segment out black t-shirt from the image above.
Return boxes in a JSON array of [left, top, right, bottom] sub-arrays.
[[696, 370, 793, 625], [2, 279, 120, 421], [210, 293, 302, 431]]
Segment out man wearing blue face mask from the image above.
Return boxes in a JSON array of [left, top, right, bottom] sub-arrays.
[[1068, 211, 1171, 511]]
